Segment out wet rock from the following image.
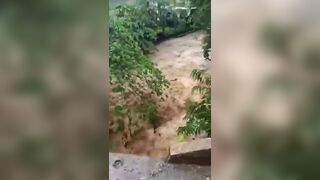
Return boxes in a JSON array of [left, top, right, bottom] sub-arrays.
[[168, 138, 211, 165]]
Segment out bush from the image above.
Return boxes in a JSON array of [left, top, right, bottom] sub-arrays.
[[109, 5, 170, 134], [177, 69, 211, 136]]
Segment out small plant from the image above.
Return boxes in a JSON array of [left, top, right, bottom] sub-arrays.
[[177, 134, 185, 143], [137, 101, 160, 128], [178, 69, 211, 136]]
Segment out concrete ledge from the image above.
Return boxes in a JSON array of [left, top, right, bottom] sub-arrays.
[[109, 153, 211, 180], [168, 138, 211, 165]]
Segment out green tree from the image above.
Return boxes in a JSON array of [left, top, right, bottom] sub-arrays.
[[109, 5, 170, 134]]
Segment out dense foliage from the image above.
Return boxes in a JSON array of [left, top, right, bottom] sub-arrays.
[[109, 5, 170, 134], [135, 0, 198, 40]]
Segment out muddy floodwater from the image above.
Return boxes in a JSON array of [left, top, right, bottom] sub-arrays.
[[110, 31, 209, 159]]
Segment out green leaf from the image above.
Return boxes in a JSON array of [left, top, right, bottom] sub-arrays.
[[114, 85, 125, 93], [177, 134, 185, 143]]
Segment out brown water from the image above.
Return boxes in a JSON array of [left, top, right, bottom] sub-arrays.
[[110, 31, 208, 160]]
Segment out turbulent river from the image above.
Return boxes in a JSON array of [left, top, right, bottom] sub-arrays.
[[110, 31, 209, 160]]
